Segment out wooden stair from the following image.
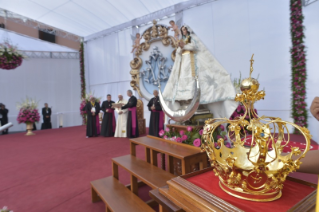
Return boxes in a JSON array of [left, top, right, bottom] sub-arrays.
[[112, 155, 176, 192], [91, 176, 154, 212]]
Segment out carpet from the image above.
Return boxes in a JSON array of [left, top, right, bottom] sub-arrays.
[[0, 126, 153, 212]]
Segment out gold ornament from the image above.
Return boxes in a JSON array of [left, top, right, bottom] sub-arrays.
[[129, 20, 177, 97], [201, 54, 312, 202]]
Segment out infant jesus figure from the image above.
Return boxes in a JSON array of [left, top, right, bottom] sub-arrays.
[[168, 20, 180, 41], [131, 33, 141, 53]]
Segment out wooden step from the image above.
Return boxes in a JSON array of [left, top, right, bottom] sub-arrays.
[[91, 176, 154, 212], [112, 155, 175, 189]]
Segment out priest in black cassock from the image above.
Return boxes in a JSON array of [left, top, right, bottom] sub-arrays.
[[121, 90, 139, 138], [41, 103, 52, 130], [85, 98, 101, 138], [0, 104, 9, 135], [147, 90, 164, 137], [100, 94, 116, 137]]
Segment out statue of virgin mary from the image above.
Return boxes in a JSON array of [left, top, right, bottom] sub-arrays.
[[161, 25, 238, 120]]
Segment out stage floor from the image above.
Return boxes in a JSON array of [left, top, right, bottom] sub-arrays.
[[0, 126, 152, 212], [0, 126, 317, 212]]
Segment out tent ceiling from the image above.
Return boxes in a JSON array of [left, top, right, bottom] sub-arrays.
[[0, 0, 189, 37]]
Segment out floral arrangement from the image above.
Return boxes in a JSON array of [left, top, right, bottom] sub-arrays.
[[230, 104, 258, 121], [290, 0, 308, 131], [16, 97, 40, 124], [159, 126, 202, 147], [1, 206, 13, 212], [79, 43, 86, 124], [0, 41, 24, 70], [80, 92, 101, 124]]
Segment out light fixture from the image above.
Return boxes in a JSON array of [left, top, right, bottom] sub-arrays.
[[136, 25, 139, 28]]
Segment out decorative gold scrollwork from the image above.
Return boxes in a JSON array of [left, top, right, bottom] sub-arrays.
[[130, 57, 142, 69], [129, 19, 177, 98]]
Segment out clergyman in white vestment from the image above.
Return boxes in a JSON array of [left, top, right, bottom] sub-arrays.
[[114, 95, 128, 137]]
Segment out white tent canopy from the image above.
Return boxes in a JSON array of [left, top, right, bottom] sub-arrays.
[[0, 0, 189, 37], [0, 28, 77, 52]]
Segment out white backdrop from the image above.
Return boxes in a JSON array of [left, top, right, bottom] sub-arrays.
[[85, 0, 319, 141], [0, 58, 81, 131]]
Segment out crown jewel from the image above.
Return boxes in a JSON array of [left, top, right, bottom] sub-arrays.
[[201, 54, 312, 202]]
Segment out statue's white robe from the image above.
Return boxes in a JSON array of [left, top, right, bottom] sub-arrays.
[[162, 32, 238, 119]]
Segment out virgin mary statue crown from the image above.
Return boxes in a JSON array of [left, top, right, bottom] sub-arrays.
[[201, 55, 312, 202]]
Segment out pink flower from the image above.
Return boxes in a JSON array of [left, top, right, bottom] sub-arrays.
[[214, 142, 220, 148], [159, 130, 165, 137], [176, 137, 182, 143], [193, 138, 201, 147], [225, 143, 231, 148], [179, 130, 185, 135], [236, 105, 241, 112], [182, 135, 188, 141], [187, 126, 192, 132], [165, 127, 170, 132], [219, 125, 225, 131], [163, 135, 168, 140], [217, 135, 222, 140], [199, 129, 203, 135], [171, 137, 176, 141]]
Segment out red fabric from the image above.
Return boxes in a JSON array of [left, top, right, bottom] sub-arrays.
[[243, 135, 319, 153], [187, 171, 315, 212], [128, 107, 137, 136]]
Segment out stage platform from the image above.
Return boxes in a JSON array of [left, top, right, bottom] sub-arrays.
[[0, 126, 317, 212]]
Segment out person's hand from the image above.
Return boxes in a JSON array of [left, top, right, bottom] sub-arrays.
[[46, 116, 49, 118], [310, 97, 319, 121], [106, 109, 108, 112], [119, 111, 123, 115], [92, 112, 95, 116], [151, 106, 155, 110]]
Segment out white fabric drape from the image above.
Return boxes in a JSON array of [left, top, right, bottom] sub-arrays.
[[0, 58, 81, 131]]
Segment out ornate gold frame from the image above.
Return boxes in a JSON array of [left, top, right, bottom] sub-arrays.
[[129, 20, 177, 98]]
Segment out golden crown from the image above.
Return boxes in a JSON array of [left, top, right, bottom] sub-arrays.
[[201, 55, 312, 202]]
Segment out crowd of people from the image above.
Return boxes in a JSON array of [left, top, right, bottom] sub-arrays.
[[85, 89, 163, 139]]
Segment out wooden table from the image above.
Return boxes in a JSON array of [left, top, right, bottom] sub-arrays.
[[130, 135, 207, 175], [150, 167, 317, 212]]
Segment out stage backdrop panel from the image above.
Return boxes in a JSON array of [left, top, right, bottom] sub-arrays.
[[85, 0, 318, 141], [0, 58, 81, 132]]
